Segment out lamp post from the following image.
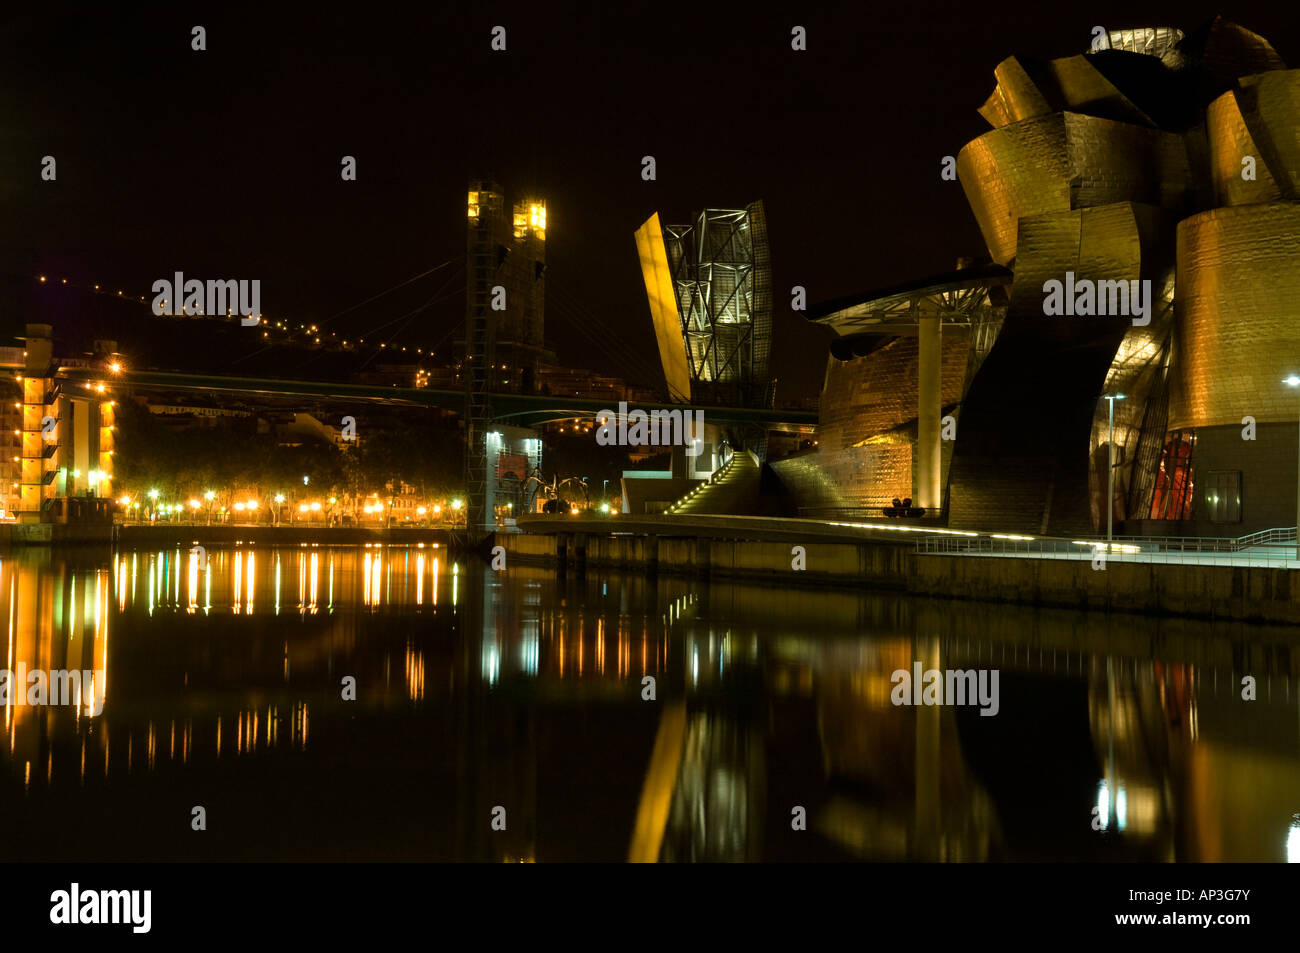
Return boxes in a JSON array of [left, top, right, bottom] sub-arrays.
[[1284, 376, 1300, 559], [1102, 394, 1125, 548]]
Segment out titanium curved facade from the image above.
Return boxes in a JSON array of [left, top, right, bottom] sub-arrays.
[[948, 200, 1175, 534], [1207, 87, 1284, 205], [958, 113, 1193, 267], [1162, 66, 1300, 534], [815, 331, 973, 512], [803, 16, 1300, 537], [1207, 70, 1300, 204], [1170, 203, 1300, 430]]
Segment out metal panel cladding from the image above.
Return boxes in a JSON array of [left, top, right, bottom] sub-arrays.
[[958, 113, 1193, 266], [1209, 70, 1300, 205], [634, 212, 693, 402], [1169, 203, 1300, 430]]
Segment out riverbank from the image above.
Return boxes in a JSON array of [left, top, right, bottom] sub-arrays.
[[502, 516, 1300, 625], [0, 523, 116, 548], [118, 523, 464, 548]]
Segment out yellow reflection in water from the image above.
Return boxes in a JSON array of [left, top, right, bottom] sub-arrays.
[[187, 550, 199, 613]]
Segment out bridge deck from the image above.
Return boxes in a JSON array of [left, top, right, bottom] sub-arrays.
[[50, 367, 817, 428]]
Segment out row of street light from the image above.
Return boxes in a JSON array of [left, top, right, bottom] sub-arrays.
[[117, 486, 465, 526]]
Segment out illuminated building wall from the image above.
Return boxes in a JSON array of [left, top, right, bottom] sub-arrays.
[[805, 17, 1298, 536], [14, 327, 116, 525], [19, 325, 60, 521], [1163, 67, 1300, 535], [0, 383, 19, 519], [813, 332, 971, 512]]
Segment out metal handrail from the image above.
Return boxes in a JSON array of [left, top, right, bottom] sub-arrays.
[[915, 525, 1300, 562]]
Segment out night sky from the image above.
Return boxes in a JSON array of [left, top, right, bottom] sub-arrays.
[[1, 1, 1294, 398]]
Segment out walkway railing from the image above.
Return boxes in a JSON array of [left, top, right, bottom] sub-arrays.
[[916, 527, 1299, 565], [798, 503, 905, 519]]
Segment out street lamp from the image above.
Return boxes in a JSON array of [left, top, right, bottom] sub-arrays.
[[1102, 394, 1125, 548], [1284, 376, 1300, 559]]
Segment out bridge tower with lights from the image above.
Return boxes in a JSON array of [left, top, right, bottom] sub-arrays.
[[464, 180, 549, 535]]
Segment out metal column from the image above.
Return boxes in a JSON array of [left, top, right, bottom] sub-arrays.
[[917, 313, 941, 512]]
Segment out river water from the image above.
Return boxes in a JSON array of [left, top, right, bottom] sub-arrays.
[[1, 543, 1297, 862]]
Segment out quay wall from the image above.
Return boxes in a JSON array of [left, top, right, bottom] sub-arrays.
[[117, 524, 461, 548], [498, 530, 1300, 624]]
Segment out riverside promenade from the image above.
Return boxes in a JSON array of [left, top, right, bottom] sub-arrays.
[[505, 514, 1300, 625]]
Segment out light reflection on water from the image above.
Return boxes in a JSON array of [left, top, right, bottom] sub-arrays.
[[0, 543, 1297, 863]]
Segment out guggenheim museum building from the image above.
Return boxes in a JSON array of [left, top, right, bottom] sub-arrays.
[[786, 17, 1300, 539]]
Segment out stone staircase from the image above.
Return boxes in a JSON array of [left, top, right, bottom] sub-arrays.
[[666, 450, 761, 516]]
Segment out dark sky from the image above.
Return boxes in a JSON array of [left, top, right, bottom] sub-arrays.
[[1, 1, 1294, 398]]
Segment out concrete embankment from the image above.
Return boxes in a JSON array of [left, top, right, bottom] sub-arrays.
[[118, 524, 462, 548], [501, 530, 909, 588], [912, 553, 1300, 624], [0, 523, 115, 548], [502, 518, 1300, 625]]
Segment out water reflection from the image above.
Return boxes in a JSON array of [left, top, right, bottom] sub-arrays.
[[0, 544, 1297, 862]]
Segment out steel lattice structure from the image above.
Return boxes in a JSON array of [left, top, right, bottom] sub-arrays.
[[464, 181, 502, 537], [663, 202, 773, 408]]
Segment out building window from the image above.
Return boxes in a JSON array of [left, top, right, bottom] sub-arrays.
[[1204, 470, 1241, 523], [1150, 430, 1195, 520]]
